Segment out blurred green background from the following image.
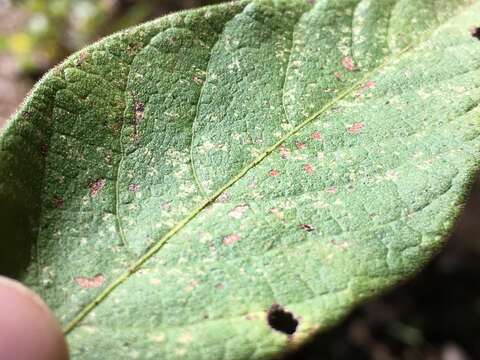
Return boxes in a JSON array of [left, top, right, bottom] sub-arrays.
[[1, 1, 480, 359]]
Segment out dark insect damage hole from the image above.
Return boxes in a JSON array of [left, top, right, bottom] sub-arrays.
[[267, 304, 298, 335], [470, 26, 480, 40]]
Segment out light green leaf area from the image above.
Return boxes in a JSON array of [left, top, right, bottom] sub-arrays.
[[1, 0, 480, 358]]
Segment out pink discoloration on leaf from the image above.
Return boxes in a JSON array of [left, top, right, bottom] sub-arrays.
[[326, 187, 337, 193], [89, 178, 106, 197], [303, 164, 314, 175], [347, 122, 363, 134], [334, 71, 342, 80], [295, 142, 306, 150], [128, 184, 140, 192], [268, 169, 279, 177], [341, 56, 356, 71], [74, 274, 105, 289], [223, 234, 240, 246], [311, 131, 322, 140], [228, 204, 249, 219]]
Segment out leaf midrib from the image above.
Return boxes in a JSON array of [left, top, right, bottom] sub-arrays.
[[62, 0, 469, 334]]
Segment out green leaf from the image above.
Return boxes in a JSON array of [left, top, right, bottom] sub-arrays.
[[1, 0, 480, 358]]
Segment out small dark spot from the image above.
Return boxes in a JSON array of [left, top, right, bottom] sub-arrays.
[[39, 144, 48, 157], [470, 26, 480, 40], [51, 196, 64, 209], [133, 100, 145, 142], [22, 111, 32, 119], [268, 169, 279, 177], [267, 304, 298, 335], [299, 223, 314, 232]]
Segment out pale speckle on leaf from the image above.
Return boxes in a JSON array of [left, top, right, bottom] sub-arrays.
[[228, 204, 249, 219]]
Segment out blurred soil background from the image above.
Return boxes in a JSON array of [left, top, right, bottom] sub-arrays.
[[1, 1, 480, 359]]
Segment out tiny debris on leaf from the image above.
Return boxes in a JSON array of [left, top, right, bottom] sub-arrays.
[[299, 223, 314, 232]]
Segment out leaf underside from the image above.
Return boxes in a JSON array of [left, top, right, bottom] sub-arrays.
[[1, 0, 480, 359]]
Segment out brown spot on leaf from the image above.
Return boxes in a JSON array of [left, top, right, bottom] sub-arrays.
[[128, 184, 140, 192], [89, 178, 106, 197], [303, 164, 314, 175], [341, 56, 356, 72], [311, 131, 322, 140], [268, 169, 279, 177], [267, 304, 298, 335], [51, 196, 64, 209], [299, 223, 314, 232], [223, 234, 240, 246], [215, 283, 224, 289], [470, 26, 480, 40], [334, 71, 342, 80], [228, 204, 248, 219], [295, 141, 306, 150], [74, 274, 105, 289], [347, 122, 363, 134]]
